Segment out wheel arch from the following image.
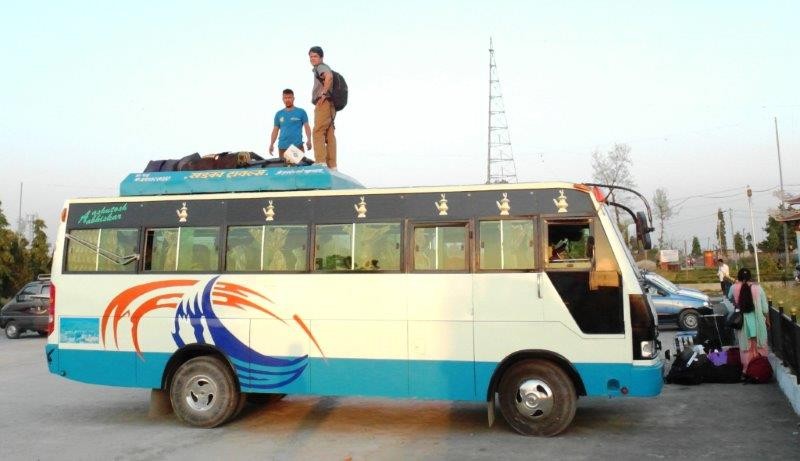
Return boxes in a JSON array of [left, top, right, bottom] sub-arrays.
[[161, 344, 240, 391], [486, 349, 587, 401]]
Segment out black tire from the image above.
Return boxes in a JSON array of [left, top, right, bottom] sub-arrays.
[[169, 356, 241, 428], [5, 321, 20, 339], [498, 359, 577, 436], [246, 393, 287, 405], [678, 309, 700, 330]]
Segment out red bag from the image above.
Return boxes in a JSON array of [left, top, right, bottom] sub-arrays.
[[744, 355, 772, 383]]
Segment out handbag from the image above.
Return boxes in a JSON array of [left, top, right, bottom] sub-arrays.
[[727, 310, 743, 330]]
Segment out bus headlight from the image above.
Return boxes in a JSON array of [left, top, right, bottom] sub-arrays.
[[640, 340, 655, 359]]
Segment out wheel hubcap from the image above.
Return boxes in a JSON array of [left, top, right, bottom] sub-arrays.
[[185, 374, 218, 412], [7, 324, 17, 336], [515, 379, 554, 420], [684, 315, 698, 329]]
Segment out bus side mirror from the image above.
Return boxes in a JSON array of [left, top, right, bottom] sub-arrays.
[[635, 211, 653, 250]]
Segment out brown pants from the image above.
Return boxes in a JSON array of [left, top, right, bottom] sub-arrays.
[[278, 144, 304, 159], [313, 100, 337, 168]]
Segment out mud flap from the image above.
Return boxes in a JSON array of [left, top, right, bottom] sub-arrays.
[[487, 393, 496, 427]]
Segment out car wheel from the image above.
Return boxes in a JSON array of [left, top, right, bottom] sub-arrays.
[[169, 356, 241, 428], [246, 393, 287, 405], [678, 309, 700, 330], [498, 359, 576, 436], [5, 321, 21, 339]]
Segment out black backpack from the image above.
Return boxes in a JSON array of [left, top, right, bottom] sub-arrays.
[[317, 68, 348, 111]]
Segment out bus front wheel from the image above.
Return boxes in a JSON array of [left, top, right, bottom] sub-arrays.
[[498, 359, 576, 436], [169, 356, 241, 428]]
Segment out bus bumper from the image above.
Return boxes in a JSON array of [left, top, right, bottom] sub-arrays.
[[45, 344, 61, 375]]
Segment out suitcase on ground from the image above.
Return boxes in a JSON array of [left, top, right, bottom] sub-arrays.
[[666, 349, 710, 385]]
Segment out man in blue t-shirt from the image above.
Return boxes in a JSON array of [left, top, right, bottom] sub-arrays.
[[268, 88, 312, 158]]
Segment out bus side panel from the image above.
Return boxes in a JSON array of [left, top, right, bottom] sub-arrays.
[[409, 320, 475, 400], [407, 275, 475, 400], [307, 320, 409, 397], [475, 322, 631, 398]]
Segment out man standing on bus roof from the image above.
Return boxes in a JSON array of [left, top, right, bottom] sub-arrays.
[[268, 89, 312, 159], [309, 46, 337, 170]]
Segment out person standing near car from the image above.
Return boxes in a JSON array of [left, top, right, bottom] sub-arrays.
[[717, 258, 732, 296], [268, 89, 312, 159], [309, 46, 337, 169]]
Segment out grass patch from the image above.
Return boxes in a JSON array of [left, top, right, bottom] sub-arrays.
[[763, 284, 800, 315]]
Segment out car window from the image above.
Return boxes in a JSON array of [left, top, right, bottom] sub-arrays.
[[40, 285, 50, 295], [20, 284, 39, 296]]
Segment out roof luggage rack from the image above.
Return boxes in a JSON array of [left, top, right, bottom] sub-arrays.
[[121, 151, 364, 196]]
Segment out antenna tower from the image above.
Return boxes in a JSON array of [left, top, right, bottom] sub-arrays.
[[487, 37, 518, 184]]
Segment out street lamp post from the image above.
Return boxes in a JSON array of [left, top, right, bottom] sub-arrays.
[[747, 186, 761, 283], [775, 117, 791, 272]]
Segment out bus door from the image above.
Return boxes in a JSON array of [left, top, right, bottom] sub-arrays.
[[542, 218, 624, 335], [406, 221, 475, 400]]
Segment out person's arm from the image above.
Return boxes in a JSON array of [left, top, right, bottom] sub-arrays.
[[304, 122, 312, 150], [268, 126, 279, 155], [317, 71, 333, 106]]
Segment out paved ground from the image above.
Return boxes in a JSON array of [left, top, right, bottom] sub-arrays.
[[1, 329, 798, 461]]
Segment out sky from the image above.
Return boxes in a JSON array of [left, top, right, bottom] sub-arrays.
[[1, 0, 798, 251]]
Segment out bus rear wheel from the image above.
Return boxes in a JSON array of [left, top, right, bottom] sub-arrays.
[[169, 356, 241, 428], [498, 359, 576, 436]]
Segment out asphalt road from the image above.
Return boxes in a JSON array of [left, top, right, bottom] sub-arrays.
[[1, 329, 798, 461]]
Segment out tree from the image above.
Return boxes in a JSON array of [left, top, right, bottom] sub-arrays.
[[758, 215, 787, 253], [29, 219, 51, 277], [716, 209, 728, 253], [652, 188, 673, 249], [746, 232, 754, 254], [592, 143, 636, 243], [0, 201, 16, 298], [733, 231, 745, 255], [691, 236, 702, 257]]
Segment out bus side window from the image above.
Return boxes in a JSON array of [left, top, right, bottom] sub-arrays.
[[479, 220, 535, 270], [546, 221, 591, 270], [315, 224, 353, 271], [66, 229, 100, 271], [144, 227, 219, 272], [227, 226, 263, 271], [177, 227, 219, 272], [264, 225, 308, 271], [97, 229, 138, 272], [353, 223, 401, 271], [412, 225, 468, 272]]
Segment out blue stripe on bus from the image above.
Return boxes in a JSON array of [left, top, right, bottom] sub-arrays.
[[46, 346, 662, 399]]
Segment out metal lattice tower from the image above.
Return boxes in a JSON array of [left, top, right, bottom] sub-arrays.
[[487, 38, 518, 184]]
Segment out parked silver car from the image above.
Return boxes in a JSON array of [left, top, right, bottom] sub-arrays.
[[642, 272, 712, 330]]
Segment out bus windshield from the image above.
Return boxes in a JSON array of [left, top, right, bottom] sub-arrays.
[[602, 204, 642, 279]]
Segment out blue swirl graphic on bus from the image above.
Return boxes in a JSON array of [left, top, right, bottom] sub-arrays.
[[172, 276, 307, 389], [101, 276, 326, 390]]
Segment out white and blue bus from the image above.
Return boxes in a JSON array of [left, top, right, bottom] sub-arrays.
[[45, 166, 662, 436]]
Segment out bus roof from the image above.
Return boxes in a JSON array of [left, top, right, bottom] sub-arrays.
[[68, 178, 595, 205]]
